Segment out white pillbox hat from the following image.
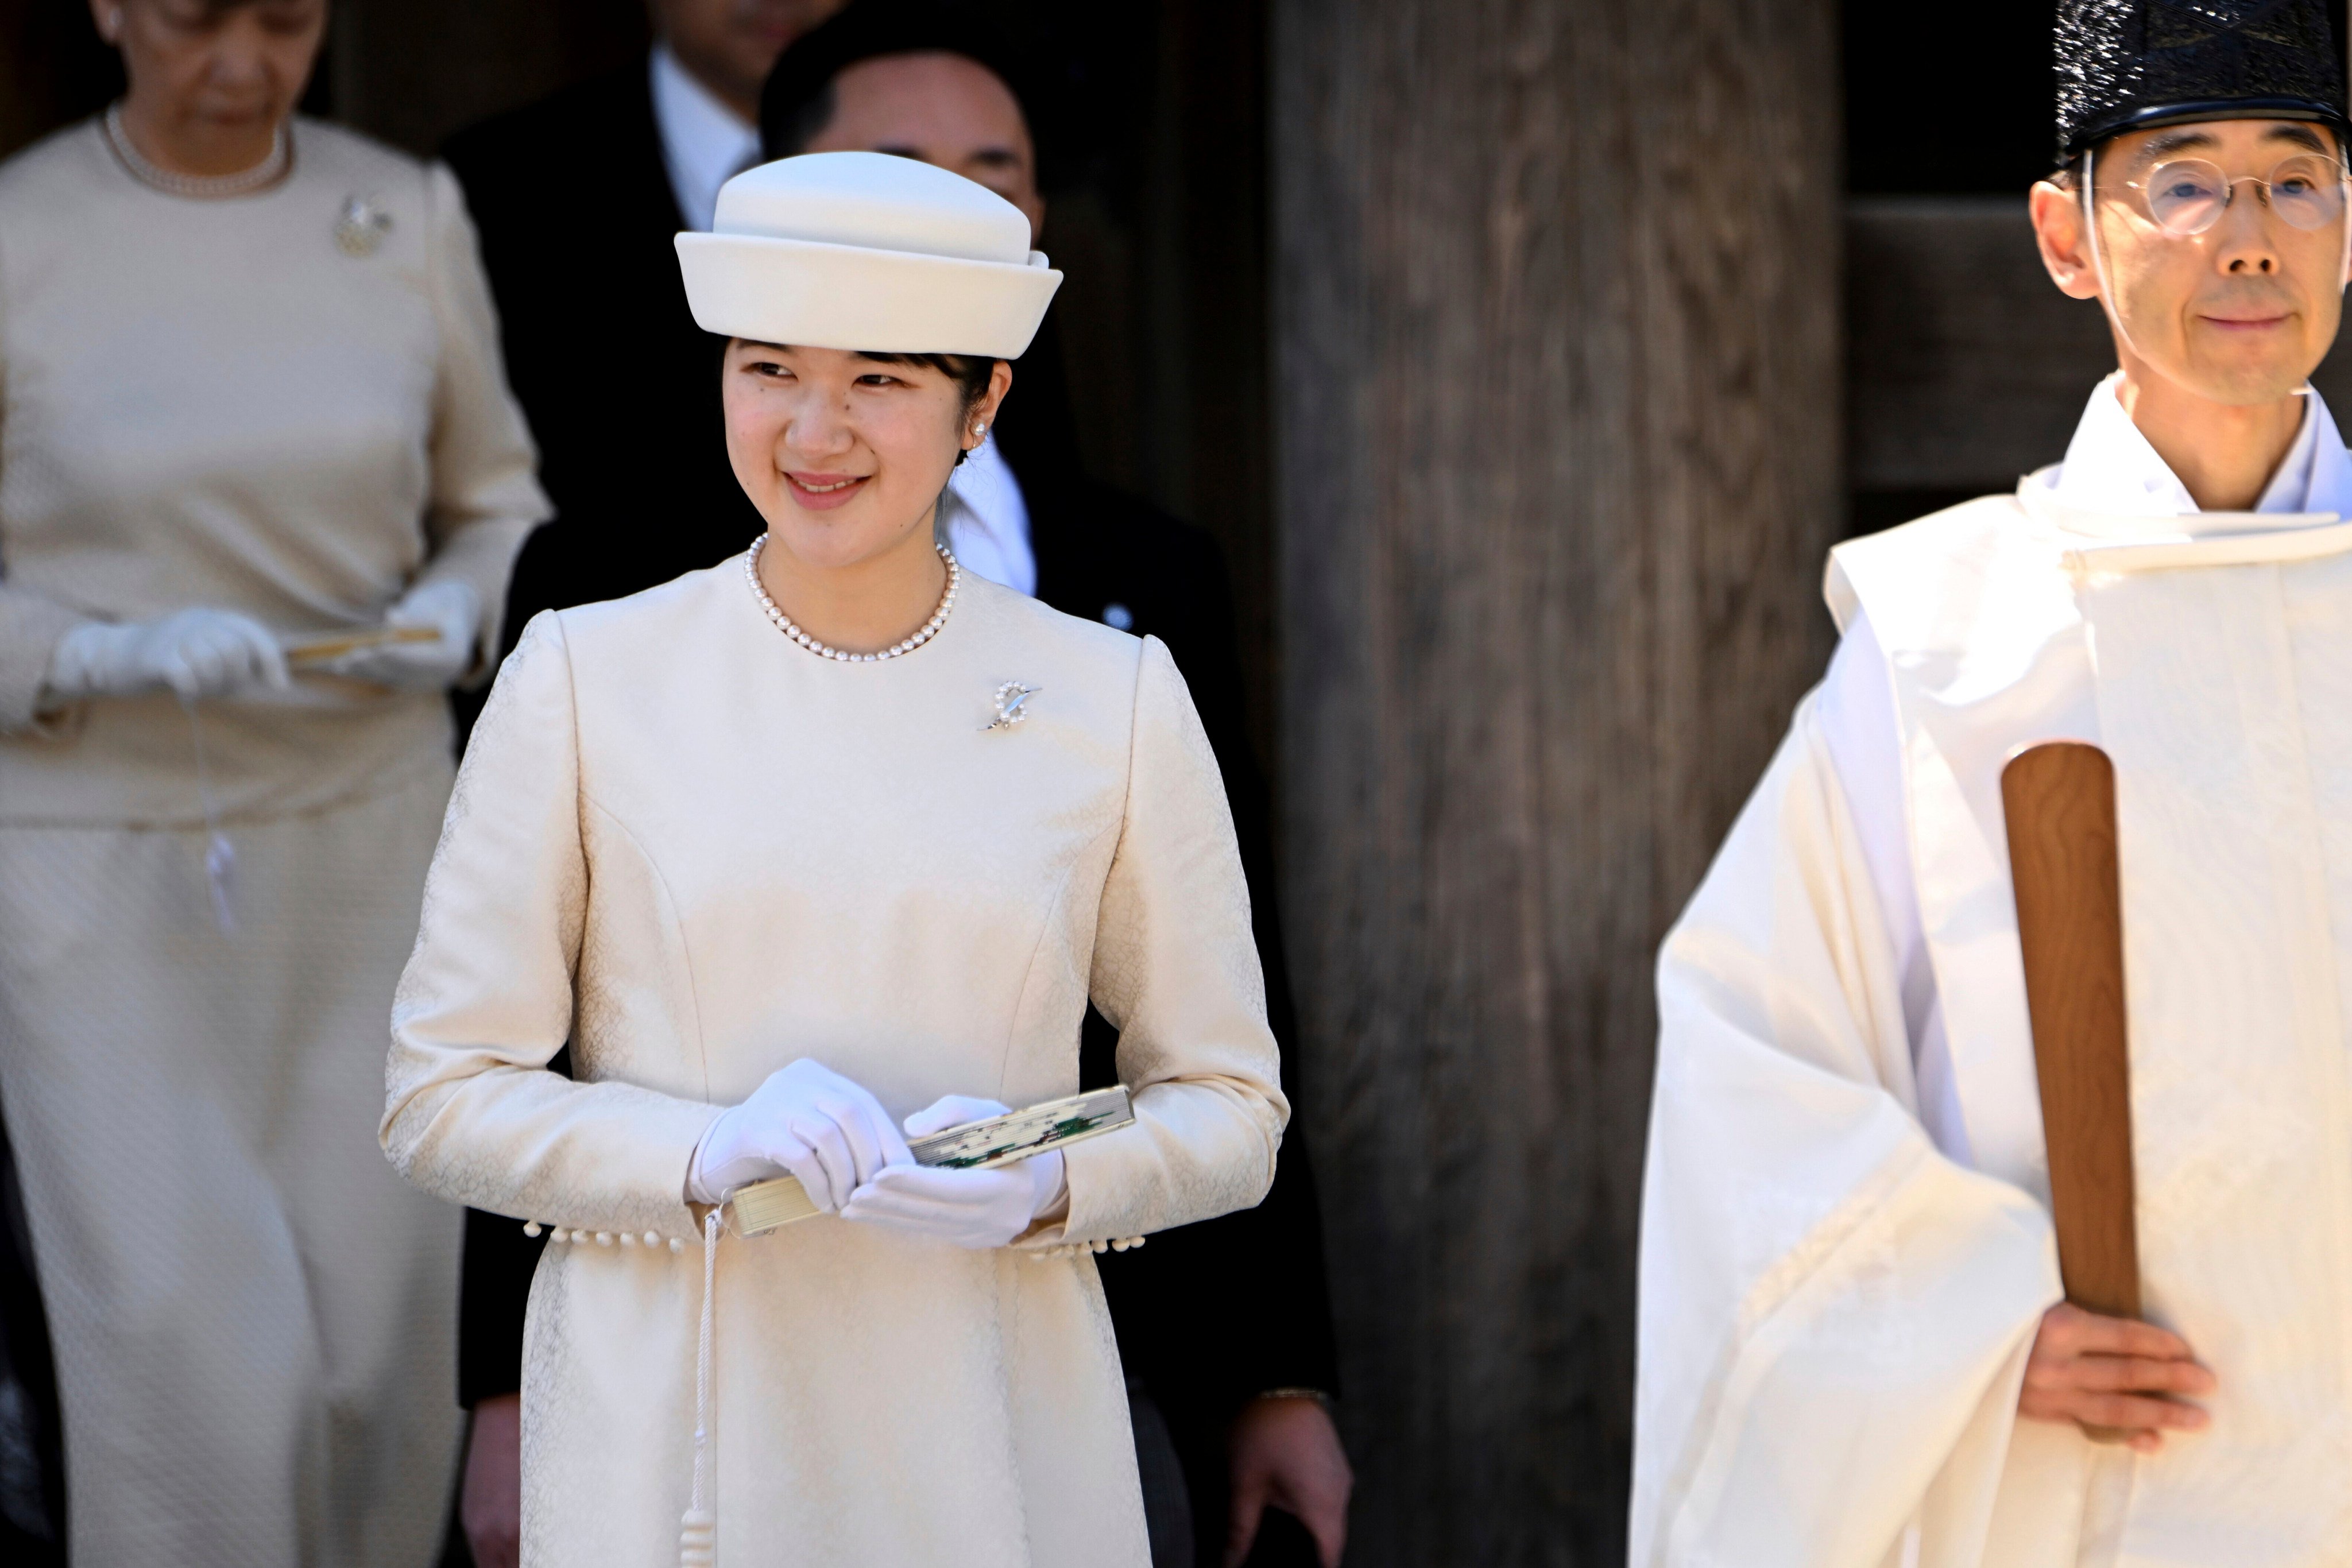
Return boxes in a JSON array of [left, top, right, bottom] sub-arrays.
[[674, 151, 1062, 359]]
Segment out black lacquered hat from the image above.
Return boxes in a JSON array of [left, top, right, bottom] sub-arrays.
[[2055, 0, 2348, 164]]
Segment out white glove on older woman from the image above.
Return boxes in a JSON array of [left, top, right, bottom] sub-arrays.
[[839, 1095, 1067, 1250], [687, 1059, 912, 1211], [321, 579, 479, 690], [45, 607, 291, 702]]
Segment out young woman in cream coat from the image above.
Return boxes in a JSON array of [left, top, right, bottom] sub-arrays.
[[381, 152, 1286, 1567]]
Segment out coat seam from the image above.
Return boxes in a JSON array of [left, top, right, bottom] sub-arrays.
[[583, 796, 709, 1102], [996, 796, 1127, 1093]]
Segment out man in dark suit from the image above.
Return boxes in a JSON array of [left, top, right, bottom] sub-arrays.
[[442, 1, 841, 672], [443, 6, 1348, 1566]]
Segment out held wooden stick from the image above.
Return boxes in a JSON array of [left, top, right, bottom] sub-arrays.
[[2002, 742, 2140, 1443]]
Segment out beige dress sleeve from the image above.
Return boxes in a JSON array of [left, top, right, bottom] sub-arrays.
[[1047, 634, 1290, 1245], [0, 259, 90, 730], [380, 610, 719, 1238], [409, 161, 547, 680], [0, 580, 84, 733]]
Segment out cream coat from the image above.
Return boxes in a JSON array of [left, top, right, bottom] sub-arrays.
[[382, 563, 1287, 1567]]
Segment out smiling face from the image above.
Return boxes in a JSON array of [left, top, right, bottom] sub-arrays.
[[722, 340, 1011, 571], [2047, 118, 2350, 404]]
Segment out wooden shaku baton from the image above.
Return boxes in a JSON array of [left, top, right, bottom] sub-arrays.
[[2001, 742, 2141, 1443]]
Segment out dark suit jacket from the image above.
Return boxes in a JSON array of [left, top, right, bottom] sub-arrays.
[[442, 56, 1339, 1495], [442, 64, 767, 644]]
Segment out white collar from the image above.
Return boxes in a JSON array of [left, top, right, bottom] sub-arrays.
[[648, 44, 760, 234], [2044, 370, 2352, 526]]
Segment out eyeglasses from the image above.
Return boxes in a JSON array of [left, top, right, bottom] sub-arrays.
[[2110, 153, 2348, 237]]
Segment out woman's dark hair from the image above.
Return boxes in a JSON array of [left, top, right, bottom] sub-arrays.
[[857, 352, 998, 462]]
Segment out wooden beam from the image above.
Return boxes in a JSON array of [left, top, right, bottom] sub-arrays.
[[1272, 0, 1842, 1557]]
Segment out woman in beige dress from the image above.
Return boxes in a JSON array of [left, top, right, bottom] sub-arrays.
[[381, 151, 1286, 1567], [0, 3, 545, 1563]]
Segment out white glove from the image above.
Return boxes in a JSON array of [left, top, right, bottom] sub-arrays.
[[44, 608, 291, 702], [838, 1095, 1067, 1250], [321, 579, 479, 690], [687, 1059, 913, 1211]]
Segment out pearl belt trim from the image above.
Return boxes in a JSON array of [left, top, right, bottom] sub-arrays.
[[524, 1220, 690, 1253], [1032, 1236, 1148, 1260], [517, 1215, 1145, 1258], [742, 533, 958, 661]]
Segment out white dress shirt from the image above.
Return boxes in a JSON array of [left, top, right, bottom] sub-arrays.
[[1815, 375, 2352, 1164], [938, 432, 1038, 597], [649, 44, 760, 234]]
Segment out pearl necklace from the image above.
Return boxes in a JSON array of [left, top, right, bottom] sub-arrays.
[[103, 102, 289, 199], [742, 534, 959, 661]]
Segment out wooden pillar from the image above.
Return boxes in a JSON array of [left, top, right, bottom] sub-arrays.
[[1271, 1, 1840, 1559]]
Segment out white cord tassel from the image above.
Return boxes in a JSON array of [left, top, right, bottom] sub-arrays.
[[680, 1206, 721, 1566]]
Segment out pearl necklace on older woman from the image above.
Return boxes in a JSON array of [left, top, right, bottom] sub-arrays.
[[741, 533, 960, 662], [103, 102, 289, 199]]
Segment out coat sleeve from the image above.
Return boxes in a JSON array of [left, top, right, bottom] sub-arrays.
[[414, 161, 550, 684], [0, 580, 84, 735], [0, 247, 90, 734], [1043, 634, 1289, 1246], [381, 611, 720, 1238], [1631, 695, 2061, 1568]]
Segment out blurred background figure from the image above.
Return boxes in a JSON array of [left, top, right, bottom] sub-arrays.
[[438, 0, 842, 673], [0, 1, 546, 1563]]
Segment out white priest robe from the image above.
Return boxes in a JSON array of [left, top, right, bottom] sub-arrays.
[[381, 565, 1286, 1567], [1634, 375, 2352, 1568]]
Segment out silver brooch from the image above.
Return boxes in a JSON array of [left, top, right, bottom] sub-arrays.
[[985, 682, 1040, 731], [334, 195, 392, 257]]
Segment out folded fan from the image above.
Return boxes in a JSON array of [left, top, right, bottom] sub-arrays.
[[281, 625, 441, 667], [730, 1085, 1133, 1236]]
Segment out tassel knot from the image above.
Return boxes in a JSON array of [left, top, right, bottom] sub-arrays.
[[679, 1507, 715, 1565]]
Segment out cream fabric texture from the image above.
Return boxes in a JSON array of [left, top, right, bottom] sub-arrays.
[[1638, 464, 2352, 1564], [0, 117, 544, 1564], [382, 565, 1286, 1567], [0, 118, 545, 812]]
